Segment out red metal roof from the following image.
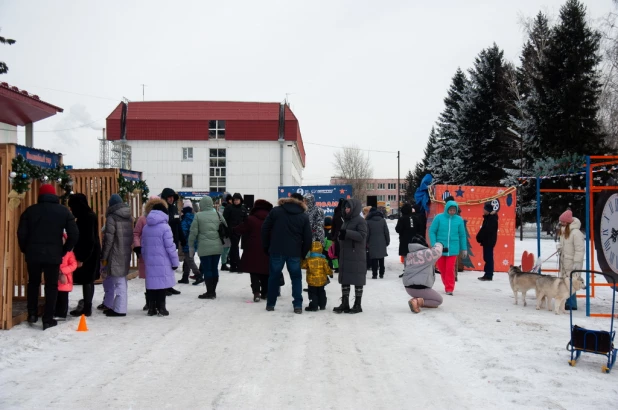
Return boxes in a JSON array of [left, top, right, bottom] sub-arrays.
[[105, 101, 305, 165], [0, 82, 63, 126]]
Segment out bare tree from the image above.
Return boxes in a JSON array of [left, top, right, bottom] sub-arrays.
[[598, 2, 618, 151], [332, 145, 373, 202]]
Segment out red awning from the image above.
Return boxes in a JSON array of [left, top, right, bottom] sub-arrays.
[[0, 82, 63, 126]]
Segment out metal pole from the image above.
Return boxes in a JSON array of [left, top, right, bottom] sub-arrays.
[[397, 151, 400, 214], [536, 176, 541, 265], [520, 137, 523, 241], [585, 155, 591, 317]]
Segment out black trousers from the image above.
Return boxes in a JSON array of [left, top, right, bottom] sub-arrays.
[[483, 245, 495, 279], [371, 258, 385, 276], [27, 262, 60, 322], [307, 286, 327, 309], [55, 291, 69, 318], [229, 235, 241, 269], [250, 273, 269, 296]]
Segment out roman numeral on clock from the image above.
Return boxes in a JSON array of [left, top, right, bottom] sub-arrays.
[[605, 238, 612, 252], [611, 201, 615, 214], [611, 252, 616, 265], [603, 228, 609, 236], [605, 214, 611, 222]]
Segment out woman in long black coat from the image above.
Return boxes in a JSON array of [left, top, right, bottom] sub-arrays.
[[68, 193, 101, 317], [331, 199, 345, 273]]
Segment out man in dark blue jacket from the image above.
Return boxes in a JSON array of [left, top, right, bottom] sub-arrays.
[[261, 193, 312, 313]]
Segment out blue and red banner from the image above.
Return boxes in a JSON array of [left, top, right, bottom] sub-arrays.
[[278, 185, 353, 216]]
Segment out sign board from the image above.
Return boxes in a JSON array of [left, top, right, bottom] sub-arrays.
[[119, 169, 142, 181], [428, 185, 516, 272], [15, 145, 60, 169], [278, 185, 353, 216], [177, 191, 224, 199]]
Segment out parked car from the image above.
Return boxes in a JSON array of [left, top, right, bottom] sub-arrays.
[[387, 212, 399, 220]]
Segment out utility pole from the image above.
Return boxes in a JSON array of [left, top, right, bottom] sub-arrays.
[[397, 151, 400, 215], [507, 127, 524, 241], [141, 84, 147, 101]]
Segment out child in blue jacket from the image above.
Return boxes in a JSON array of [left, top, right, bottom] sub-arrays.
[[429, 200, 466, 295], [179, 200, 201, 285]]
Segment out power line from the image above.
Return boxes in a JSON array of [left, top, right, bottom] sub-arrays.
[[18, 85, 120, 102], [0, 117, 105, 133], [304, 141, 398, 154]]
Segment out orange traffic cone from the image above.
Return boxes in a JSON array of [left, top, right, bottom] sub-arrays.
[[77, 314, 89, 332]]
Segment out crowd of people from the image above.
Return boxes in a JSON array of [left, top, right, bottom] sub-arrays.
[[18, 182, 515, 330]]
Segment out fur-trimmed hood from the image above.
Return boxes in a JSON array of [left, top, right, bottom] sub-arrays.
[[144, 198, 168, 216], [278, 197, 307, 214]]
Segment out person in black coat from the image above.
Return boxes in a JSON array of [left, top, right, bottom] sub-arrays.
[[261, 193, 312, 313], [331, 198, 345, 273], [223, 192, 248, 272], [67, 193, 102, 317], [160, 188, 182, 295], [395, 204, 419, 259], [476, 202, 499, 281], [17, 184, 79, 329]]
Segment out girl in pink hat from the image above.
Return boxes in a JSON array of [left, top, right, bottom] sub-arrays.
[[556, 209, 584, 310]]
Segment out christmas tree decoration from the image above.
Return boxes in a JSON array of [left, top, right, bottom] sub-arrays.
[[117, 175, 150, 203], [9, 171, 16, 178], [10, 155, 73, 203]]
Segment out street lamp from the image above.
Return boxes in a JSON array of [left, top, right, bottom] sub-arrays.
[[507, 127, 524, 241]]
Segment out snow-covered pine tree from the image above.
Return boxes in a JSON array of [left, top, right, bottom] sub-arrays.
[[427, 68, 467, 184], [454, 44, 514, 186], [540, 0, 605, 157]]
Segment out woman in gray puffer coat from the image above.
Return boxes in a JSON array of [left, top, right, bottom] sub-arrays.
[[402, 235, 444, 314], [100, 194, 134, 317], [366, 207, 390, 279], [334, 198, 368, 314]]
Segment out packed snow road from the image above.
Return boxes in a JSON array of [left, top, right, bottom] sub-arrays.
[[1, 221, 617, 409]]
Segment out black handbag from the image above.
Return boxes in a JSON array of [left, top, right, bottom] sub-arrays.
[[216, 211, 228, 244]]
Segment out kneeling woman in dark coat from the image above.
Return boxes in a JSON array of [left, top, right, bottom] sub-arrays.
[[334, 198, 368, 314], [233, 199, 273, 302], [68, 193, 101, 317]]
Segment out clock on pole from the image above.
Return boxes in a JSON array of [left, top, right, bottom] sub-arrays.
[[594, 184, 618, 291]]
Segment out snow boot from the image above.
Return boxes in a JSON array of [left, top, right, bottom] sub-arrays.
[[27, 314, 38, 324], [42, 319, 58, 331], [192, 277, 204, 286], [143, 292, 149, 311], [157, 291, 169, 316], [348, 296, 363, 314], [253, 294, 261, 302], [220, 264, 229, 271], [147, 300, 158, 316], [333, 296, 350, 314]]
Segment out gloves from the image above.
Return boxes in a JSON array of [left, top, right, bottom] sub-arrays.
[[134, 246, 141, 258], [172, 266, 178, 270], [59, 273, 68, 285], [460, 250, 467, 258], [338, 229, 347, 240]]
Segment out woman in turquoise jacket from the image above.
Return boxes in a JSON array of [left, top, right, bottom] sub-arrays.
[[429, 200, 467, 295]]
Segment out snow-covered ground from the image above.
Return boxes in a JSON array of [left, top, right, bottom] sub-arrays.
[[1, 220, 617, 410]]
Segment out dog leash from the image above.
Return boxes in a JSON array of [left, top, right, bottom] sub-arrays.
[[530, 251, 559, 273]]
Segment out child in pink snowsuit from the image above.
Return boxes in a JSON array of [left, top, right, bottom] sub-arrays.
[[56, 233, 77, 319]]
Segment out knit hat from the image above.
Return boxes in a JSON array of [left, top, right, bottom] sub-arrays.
[[411, 235, 428, 247], [484, 202, 494, 213], [109, 194, 123, 207], [183, 199, 192, 209], [39, 184, 56, 196], [559, 210, 574, 224]]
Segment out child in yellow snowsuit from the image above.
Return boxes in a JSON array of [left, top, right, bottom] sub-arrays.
[[302, 241, 333, 311]]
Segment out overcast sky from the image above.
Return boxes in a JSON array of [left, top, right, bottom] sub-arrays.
[[0, 0, 614, 184]]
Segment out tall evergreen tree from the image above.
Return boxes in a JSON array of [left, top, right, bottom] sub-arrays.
[[0, 29, 16, 75], [454, 44, 514, 186], [540, 0, 605, 157], [404, 169, 415, 203], [427, 68, 467, 184]]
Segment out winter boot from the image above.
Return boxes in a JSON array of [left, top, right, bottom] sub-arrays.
[[253, 293, 261, 302], [178, 276, 190, 284], [333, 296, 350, 313], [157, 291, 169, 317], [147, 291, 157, 316], [143, 292, 149, 311], [192, 276, 204, 286], [220, 264, 229, 271], [198, 278, 216, 299], [379, 267, 385, 279], [42, 319, 58, 331], [27, 313, 38, 324], [348, 296, 363, 314]]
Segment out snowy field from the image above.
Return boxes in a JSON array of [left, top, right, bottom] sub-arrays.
[[1, 220, 617, 410]]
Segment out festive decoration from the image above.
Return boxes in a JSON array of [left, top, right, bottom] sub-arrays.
[[117, 175, 150, 203], [429, 185, 517, 206], [7, 190, 26, 210], [9, 155, 73, 202]]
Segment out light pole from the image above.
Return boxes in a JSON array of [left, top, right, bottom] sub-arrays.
[[507, 127, 523, 241]]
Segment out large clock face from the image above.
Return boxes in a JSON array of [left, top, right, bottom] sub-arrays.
[[600, 193, 618, 274]]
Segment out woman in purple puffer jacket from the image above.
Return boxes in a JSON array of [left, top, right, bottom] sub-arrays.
[[141, 201, 179, 317]]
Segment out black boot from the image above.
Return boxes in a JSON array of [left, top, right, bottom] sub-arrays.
[[42, 319, 58, 330], [333, 296, 350, 313], [157, 290, 169, 316], [220, 264, 229, 271], [198, 278, 216, 299], [147, 291, 157, 316], [348, 296, 363, 314], [143, 292, 149, 311], [178, 274, 189, 284], [192, 276, 204, 286], [28, 313, 38, 324]]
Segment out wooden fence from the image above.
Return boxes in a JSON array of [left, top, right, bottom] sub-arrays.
[[1, 146, 143, 329]]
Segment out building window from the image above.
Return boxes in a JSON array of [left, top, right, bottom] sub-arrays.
[[182, 147, 193, 161], [400, 183, 407, 190], [377, 183, 385, 190], [182, 174, 193, 188], [388, 195, 397, 201], [366, 183, 374, 190], [209, 120, 226, 139], [377, 195, 386, 201], [387, 183, 397, 190], [209, 148, 226, 192]]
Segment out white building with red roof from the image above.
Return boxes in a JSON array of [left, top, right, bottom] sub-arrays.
[[105, 100, 305, 204]]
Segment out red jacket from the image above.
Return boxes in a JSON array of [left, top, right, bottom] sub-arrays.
[[59, 251, 77, 292], [233, 200, 273, 275]]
